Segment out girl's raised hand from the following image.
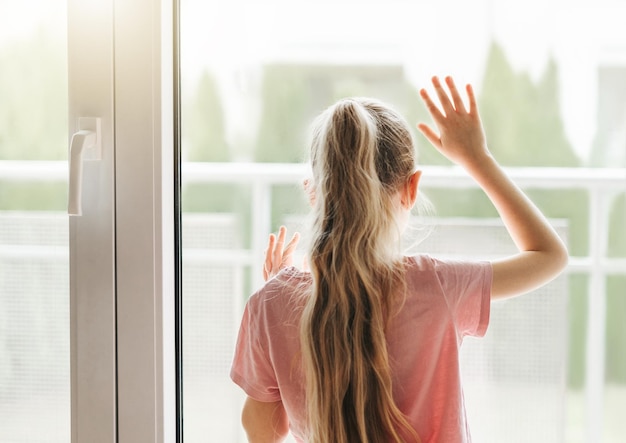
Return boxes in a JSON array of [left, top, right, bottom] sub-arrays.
[[263, 226, 300, 281], [417, 76, 488, 168]]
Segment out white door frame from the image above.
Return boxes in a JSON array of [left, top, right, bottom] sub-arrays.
[[68, 0, 177, 441]]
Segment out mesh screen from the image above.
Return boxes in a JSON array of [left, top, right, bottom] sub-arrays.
[[0, 212, 70, 442], [182, 214, 245, 441]]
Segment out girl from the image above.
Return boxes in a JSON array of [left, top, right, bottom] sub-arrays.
[[230, 76, 568, 442]]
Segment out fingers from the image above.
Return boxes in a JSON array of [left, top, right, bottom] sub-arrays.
[[432, 76, 455, 116], [419, 88, 445, 123], [263, 226, 301, 281], [272, 226, 286, 273], [444, 76, 467, 113], [263, 233, 276, 281], [466, 83, 478, 115], [421, 76, 471, 117]]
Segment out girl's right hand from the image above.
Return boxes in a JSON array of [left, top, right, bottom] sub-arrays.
[[417, 76, 489, 169], [263, 226, 300, 281]]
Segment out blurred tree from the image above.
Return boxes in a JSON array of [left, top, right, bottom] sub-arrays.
[[477, 42, 520, 165], [182, 70, 240, 215], [254, 64, 436, 165], [0, 29, 67, 210], [184, 71, 229, 162], [479, 42, 578, 167], [255, 65, 314, 164], [535, 59, 580, 166], [255, 65, 334, 229], [0, 30, 67, 161]]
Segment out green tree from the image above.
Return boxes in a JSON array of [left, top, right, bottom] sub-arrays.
[[184, 71, 228, 162], [254, 65, 314, 163], [477, 42, 520, 165], [0, 28, 67, 210], [534, 59, 580, 166], [479, 42, 578, 167], [182, 70, 241, 214], [0, 30, 67, 161]]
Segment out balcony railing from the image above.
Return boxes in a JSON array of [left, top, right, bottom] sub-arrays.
[[1, 160, 625, 442]]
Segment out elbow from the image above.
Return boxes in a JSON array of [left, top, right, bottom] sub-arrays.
[[538, 241, 569, 286], [542, 240, 569, 281]]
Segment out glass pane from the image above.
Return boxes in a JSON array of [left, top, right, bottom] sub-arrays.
[[180, 0, 626, 441], [0, 1, 69, 442]]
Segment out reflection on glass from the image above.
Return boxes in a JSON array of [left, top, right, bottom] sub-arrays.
[[180, 0, 626, 441], [0, 1, 69, 441]]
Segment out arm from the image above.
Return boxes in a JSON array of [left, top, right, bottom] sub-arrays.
[[241, 397, 289, 443], [418, 76, 568, 299]]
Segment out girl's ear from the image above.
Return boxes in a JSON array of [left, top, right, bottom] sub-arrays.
[[401, 170, 422, 209]]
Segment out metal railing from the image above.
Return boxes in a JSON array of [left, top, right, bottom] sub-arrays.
[[1, 159, 625, 442]]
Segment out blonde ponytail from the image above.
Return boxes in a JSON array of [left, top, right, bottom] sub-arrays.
[[301, 98, 420, 443]]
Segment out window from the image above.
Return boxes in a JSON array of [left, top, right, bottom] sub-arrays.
[[2, 1, 624, 442], [179, 0, 626, 442]]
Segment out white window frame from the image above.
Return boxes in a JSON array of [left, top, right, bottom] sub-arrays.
[[68, 0, 177, 441]]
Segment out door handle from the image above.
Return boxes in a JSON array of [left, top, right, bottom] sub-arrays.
[[68, 117, 101, 216]]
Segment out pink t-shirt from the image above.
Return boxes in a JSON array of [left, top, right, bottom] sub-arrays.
[[231, 255, 492, 442]]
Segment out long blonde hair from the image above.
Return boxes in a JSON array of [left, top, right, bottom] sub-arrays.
[[301, 98, 421, 443]]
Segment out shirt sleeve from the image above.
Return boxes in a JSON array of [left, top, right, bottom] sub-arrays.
[[433, 258, 492, 337], [230, 296, 281, 402]]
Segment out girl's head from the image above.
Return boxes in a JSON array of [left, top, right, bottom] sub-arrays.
[[301, 97, 421, 443], [308, 97, 421, 258]]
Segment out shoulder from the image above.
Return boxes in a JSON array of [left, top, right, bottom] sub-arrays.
[[404, 254, 492, 336], [404, 254, 492, 296], [405, 254, 491, 276]]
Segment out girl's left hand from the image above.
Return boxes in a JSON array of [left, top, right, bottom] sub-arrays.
[[263, 226, 300, 281], [417, 76, 488, 169]]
